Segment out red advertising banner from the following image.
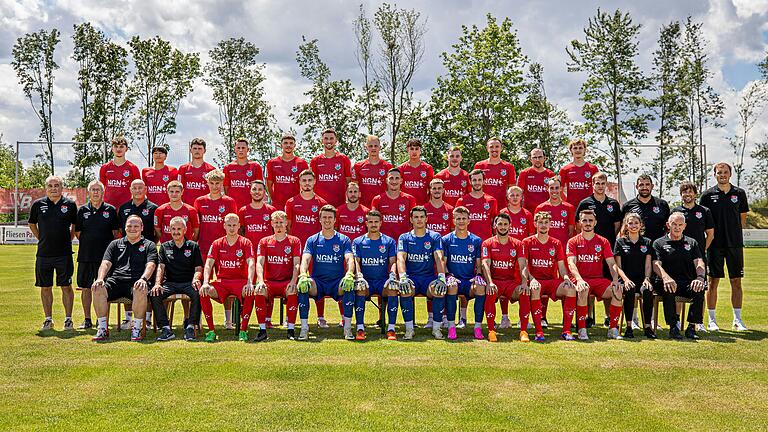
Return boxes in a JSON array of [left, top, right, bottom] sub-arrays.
[[0, 188, 88, 214]]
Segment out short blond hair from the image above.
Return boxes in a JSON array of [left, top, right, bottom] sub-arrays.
[[205, 169, 225, 182]]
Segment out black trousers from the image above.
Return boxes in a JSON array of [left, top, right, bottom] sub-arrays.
[[622, 279, 654, 327], [659, 279, 705, 327], [149, 281, 201, 328]]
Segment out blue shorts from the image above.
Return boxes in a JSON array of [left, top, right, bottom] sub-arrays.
[[411, 274, 436, 296], [453, 278, 473, 298], [312, 277, 342, 301], [365, 278, 386, 297]]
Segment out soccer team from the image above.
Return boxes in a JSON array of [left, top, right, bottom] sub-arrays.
[[28, 131, 751, 343]]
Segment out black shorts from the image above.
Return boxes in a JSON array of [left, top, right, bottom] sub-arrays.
[[707, 247, 744, 279], [76, 262, 100, 289], [35, 255, 74, 287], [104, 277, 137, 301]]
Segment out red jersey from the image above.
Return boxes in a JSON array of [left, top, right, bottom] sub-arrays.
[[352, 159, 393, 208], [238, 203, 276, 247], [398, 161, 434, 205], [336, 204, 369, 241], [209, 235, 254, 280], [559, 161, 599, 207], [194, 194, 238, 258], [142, 165, 178, 206], [257, 234, 303, 282], [265, 156, 309, 211], [434, 168, 471, 206], [473, 159, 517, 208], [178, 161, 216, 205], [456, 193, 498, 240], [100, 160, 141, 208], [566, 233, 613, 279], [370, 192, 417, 240], [224, 161, 264, 209], [154, 202, 199, 243], [534, 201, 576, 246], [425, 201, 454, 236], [500, 207, 534, 241], [285, 194, 327, 246], [517, 166, 554, 213], [481, 236, 523, 283], [522, 236, 566, 280], [310, 152, 352, 207]]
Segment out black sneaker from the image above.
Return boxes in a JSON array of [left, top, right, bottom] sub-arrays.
[[603, 317, 610, 327], [287, 329, 296, 340], [253, 329, 268, 342], [643, 327, 657, 339], [157, 327, 175, 341], [79, 318, 93, 329], [685, 325, 700, 340], [669, 326, 683, 340], [623, 328, 634, 339], [184, 326, 196, 341], [182, 318, 189, 329], [585, 317, 594, 328]]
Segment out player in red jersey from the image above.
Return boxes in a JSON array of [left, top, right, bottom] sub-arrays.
[[500, 186, 535, 242], [99, 136, 140, 208], [266, 134, 309, 211], [142, 146, 177, 206], [559, 138, 599, 208], [398, 138, 434, 205], [154, 180, 199, 243], [455, 169, 498, 240], [224, 138, 265, 209], [517, 148, 554, 212], [370, 168, 417, 240], [337, 182, 369, 240], [520, 211, 577, 340], [310, 128, 351, 207], [481, 213, 527, 342], [566, 209, 623, 340], [425, 178, 454, 237], [434, 146, 471, 206], [534, 176, 575, 246], [178, 137, 216, 205], [473, 137, 516, 208], [199, 213, 263, 342], [352, 135, 393, 208]]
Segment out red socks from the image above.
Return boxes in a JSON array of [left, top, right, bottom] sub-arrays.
[[500, 297, 510, 315], [315, 298, 325, 317], [427, 299, 433, 313], [266, 297, 274, 322], [531, 298, 543, 334], [337, 300, 344, 317], [576, 303, 589, 330], [286, 294, 298, 325], [484, 294, 497, 331], [254, 295, 267, 325], [241, 295, 255, 328], [200, 296, 215, 331], [609, 304, 622, 329], [518, 294, 530, 331], [562, 296, 576, 334]]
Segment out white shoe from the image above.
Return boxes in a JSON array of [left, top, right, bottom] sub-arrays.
[[63, 319, 74, 331], [40, 319, 54, 331], [344, 326, 355, 340], [441, 319, 449, 329], [404, 327, 415, 340], [733, 320, 748, 331], [631, 319, 641, 330], [500, 317, 512, 329], [456, 319, 466, 329], [432, 326, 444, 340], [607, 328, 622, 340], [424, 319, 434, 329], [578, 328, 589, 340], [298, 326, 309, 340], [317, 318, 329, 328], [695, 323, 707, 332], [707, 320, 720, 332], [541, 318, 549, 328], [224, 321, 234, 330], [120, 319, 132, 330]]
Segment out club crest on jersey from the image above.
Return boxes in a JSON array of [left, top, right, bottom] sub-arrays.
[[218, 205, 226, 213], [695, 211, 702, 219], [684, 243, 691, 251], [595, 244, 602, 252], [357, 216, 364, 223], [291, 166, 298, 173], [379, 245, 386, 253], [379, 169, 386, 176], [511, 248, 517, 257], [332, 244, 340, 252], [483, 203, 490, 210], [561, 210, 567, 217], [246, 170, 253, 178], [311, 205, 318, 213], [640, 245, 648, 253], [442, 213, 449, 220], [399, 204, 406, 212], [235, 249, 243, 257], [606, 204, 614, 212], [183, 249, 192, 257], [102, 211, 110, 218], [652, 206, 660, 214], [461, 180, 467, 187], [123, 170, 130, 177], [162, 175, 169, 182], [731, 195, 738, 203], [468, 244, 475, 252], [138, 244, 146, 252], [549, 248, 555, 256], [420, 171, 427, 178], [520, 217, 527, 224], [141, 208, 149, 216], [482, 246, 488, 255], [501, 169, 507, 176], [285, 246, 292, 254], [84, 212, 89, 219], [335, 163, 342, 171], [585, 171, 592, 179], [263, 214, 270, 221], [424, 241, 431, 250], [60, 206, 68, 213]]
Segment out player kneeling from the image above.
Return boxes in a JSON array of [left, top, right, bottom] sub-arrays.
[[199, 213, 264, 342], [297, 205, 356, 341], [255, 211, 302, 340]]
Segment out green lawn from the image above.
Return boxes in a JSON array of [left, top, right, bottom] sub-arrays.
[[1, 245, 767, 431]]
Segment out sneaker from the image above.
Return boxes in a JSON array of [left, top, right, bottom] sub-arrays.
[[643, 327, 657, 339], [585, 317, 594, 328], [205, 330, 217, 342], [561, 332, 575, 341], [631, 318, 641, 330], [266, 320, 274, 329], [534, 332, 545, 342], [707, 320, 719, 332], [473, 327, 484, 340], [131, 326, 143, 341], [356, 329, 366, 341], [607, 328, 623, 340], [120, 319, 132, 330], [447, 327, 457, 340], [253, 329, 268, 342], [238, 330, 248, 342], [287, 329, 296, 340], [623, 328, 634, 339], [344, 326, 355, 340], [695, 323, 706, 332], [338, 321, 344, 328], [92, 327, 109, 341], [317, 318, 329, 329], [298, 327, 309, 341], [685, 326, 700, 340], [63, 319, 74, 331], [424, 318, 434, 329], [386, 330, 397, 341], [432, 326, 444, 340], [488, 330, 498, 342], [733, 320, 748, 332], [184, 327, 196, 341], [182, 318, 189, 329], [441, 318, 449, 329], [156, 328, 175, 341], [669, 326, 683, 340], [224, 321, 235, 330], [78, 319, 93, 330], [456, 318, 467, 329], [404, 327, 415, 340], [519, 330, 530, 342], [500, 317, 512, 329], [541, 318, 549, 329], [577, 328, 589, 340], [603, 317, 610, 327]]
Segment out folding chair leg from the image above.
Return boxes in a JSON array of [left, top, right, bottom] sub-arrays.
[[116, 303, 122, 332], [280, 298, 285, 325], [618, 310, 625, 334], [638, 297, 644, 328], [653, 297, 660, 332], [168, 300, 176, 328], [680, 303, 687, 330], [233, 299, 241, 335]]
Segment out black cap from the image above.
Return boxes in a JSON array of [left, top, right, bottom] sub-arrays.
[[151, 146, 168, 155]]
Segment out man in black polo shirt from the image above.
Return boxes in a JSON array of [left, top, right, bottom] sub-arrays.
[[149, 216, 203, 341], [74, 180, 120, 329], [118, 179, 158, 241], [621, 174, 670, 242], [672, 181, 714, 258], [28, 175, 78, 331], [652, 212, 707, 340], [91, 215, 158, 341], [700, 162, 750, 332]]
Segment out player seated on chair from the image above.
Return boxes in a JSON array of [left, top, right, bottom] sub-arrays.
[[91, 215, 158, 341], [199, 213, 263, 342], [149, 216, 203, 342], [652, 212, 707, 340]]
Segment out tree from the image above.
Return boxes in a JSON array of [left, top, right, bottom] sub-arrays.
[[11, 29, 60, 174], [567, 8, 653, 192], [748, 138, 768, 200], [353, 5, 387, 138], [291, 38, 363, 160], [128, 36, 201, 165], [205, 37, 277, 166], [730, 81, 768, 186]]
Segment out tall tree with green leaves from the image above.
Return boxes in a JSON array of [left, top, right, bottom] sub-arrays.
[[11, 28, 60, 174], [205, 37, 276, 166], [730, 81, 768, 187], [567, 8, 653, 192], [353, 4, 387, 138], [128, 36, 201, 165]]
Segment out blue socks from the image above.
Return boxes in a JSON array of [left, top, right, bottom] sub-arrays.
[[432, 296, 445, 323], [342, 291, 354, 319], [298, 292, 310, 320], [354, 294, 366, 326], [474, 295, 486, 324], [446, 294, 457, 322], [400, 296, 415, 322], [387, 296, 399, 326]]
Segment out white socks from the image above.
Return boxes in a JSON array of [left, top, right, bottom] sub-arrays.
[[733, 308, 742, 321], [97, 317, 107, 329], [708, 309, 717, 322]]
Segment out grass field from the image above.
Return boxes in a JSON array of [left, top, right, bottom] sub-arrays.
[[1, 245, 767, 431]]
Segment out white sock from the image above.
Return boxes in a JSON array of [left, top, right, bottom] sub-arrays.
[[427, 312, 433, 321], [632, 309, 638, 323], [388, 324, 395, 331], [125, 311, 132, 321], [133, 318, 143, 330], [265, 317, 271, 323], [405, 321, 414, 330], [287, 323, 295, 329], [733, 308, 742, 321], [318, 316, 325, 321], [357, 324, 364, 330], [163, 325, 170, 330], [97, 317, 107, 329], [259, 323, 266, 330], [344, 320, 351, 330], [300, 318, 308, 328], [502, 314, 509, 320], [460, 308, 467, 320], [45, 316, 52, 321], [449, 320, 455, 328], [708, 309, 716, 322], [145, 312, 152, 322], [224, 309, 232, 322], [474, 322, 482, 329]]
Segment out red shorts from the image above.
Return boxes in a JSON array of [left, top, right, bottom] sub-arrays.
[[265, 280, 291, 299], [210, 279, 248, 303], [570, 277, 612, 298], [538, 279, 563, 301], [496, 279, 521, 300]]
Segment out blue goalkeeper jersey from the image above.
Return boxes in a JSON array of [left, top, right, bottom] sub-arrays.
[[397, 230, 443, 277], [442, 232, 482, 280], [353, 233, 397, 281], [304, 231, 352, 282]]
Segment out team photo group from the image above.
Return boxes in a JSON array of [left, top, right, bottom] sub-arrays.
[[29, 129, 750, 344]]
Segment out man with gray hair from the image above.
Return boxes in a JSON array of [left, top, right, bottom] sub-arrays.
[[29, 175, 78, 331]]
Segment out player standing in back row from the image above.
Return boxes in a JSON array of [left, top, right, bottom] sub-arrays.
[[224, 138, 264, 209], [352, 135, 392, 208], [559, 139, 599, 208], [398, 139, 434, 205], [100, 136, 140, 208], [474, 137, 517, 208], [142, 146, 177, 206], [434, 146, 470, 206], [266, 134, 309, 211], [310, 128, 351, 208], [178, 138, 216, 206]]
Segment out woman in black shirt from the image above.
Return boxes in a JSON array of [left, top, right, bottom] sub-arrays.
[[614, 212, 656, 339]]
